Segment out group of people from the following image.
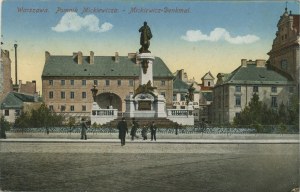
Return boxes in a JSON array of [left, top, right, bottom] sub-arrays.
[[117, 117, 157, 146], [80, 117, 158, 146]]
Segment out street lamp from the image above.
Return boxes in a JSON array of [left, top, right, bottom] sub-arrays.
[[91, 85, 98, 102]]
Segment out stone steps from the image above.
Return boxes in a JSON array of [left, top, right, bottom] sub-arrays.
[[102, 117, 178, 128]]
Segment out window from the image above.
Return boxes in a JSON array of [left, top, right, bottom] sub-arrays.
[[235, 85, 241, 92], [93, 80, 98, 86], [105, 80, 110, 86], [271, 96, 278, 108], [180, 93, 186, 101], [61, 105, 66, 112], [82, 105, 86, 112], [271, 86, 277, 93], [49, 91, 53, 99], [289, 87, 294, 93], [49, 80, 53, 85], [70, 80, 74, 85], [235, 112, 240, 118], [82, 80, 86, 86], [208, 81, 211, 86], [4, 110, 9, 116], [129, 80, 134, 86], [61, 80, 65, 86], [253, 86, 258, 92], [280, 59, 288, 70], [82, 92, 86, 99], [70, 105, 75, 112], [173, 94, 177, 101], [235, 96, 241, 106], [49, 105, 54, 111], [61, 91, 65, 99], [70, 92, 75, 99], [117, 80, 121, 86], [161, 80, 166, 86], [161, 92, 166, 97]]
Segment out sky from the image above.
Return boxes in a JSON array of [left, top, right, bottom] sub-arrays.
[[1, 0, 299, 93]]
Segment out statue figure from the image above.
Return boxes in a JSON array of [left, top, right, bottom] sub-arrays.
[[188, 83, 195, 102], [139, 21, 152, 53]]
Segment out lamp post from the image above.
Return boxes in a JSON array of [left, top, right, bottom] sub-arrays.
[[91, 85, 98, 102]]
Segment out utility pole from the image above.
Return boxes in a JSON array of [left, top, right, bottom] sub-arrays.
[[14, 43, 17, 85]]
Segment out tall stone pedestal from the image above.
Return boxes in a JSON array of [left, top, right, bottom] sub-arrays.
[[124, 52, 167, 118]]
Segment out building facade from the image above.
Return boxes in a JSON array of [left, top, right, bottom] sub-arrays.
[[41, 51, 174, 119], [213, 59, 295, 124], [267, 8, 299, 89], [0, 50, 13, 104], [199, 71, 214, 123], [1, 92, 40, 123]]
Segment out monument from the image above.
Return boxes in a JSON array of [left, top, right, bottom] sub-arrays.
[[125, 22, 167, 118]]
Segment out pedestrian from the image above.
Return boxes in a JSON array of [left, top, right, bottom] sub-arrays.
[[81, 118, 88, 140], [117, 117, 128, 146], [130, 118, 139, 141], [0, 116, 7, 139], [150, 121, 157, 141], [141, 126, 148, 140]]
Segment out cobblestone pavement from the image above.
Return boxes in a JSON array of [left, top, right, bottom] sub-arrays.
[[0, 141, 299, 192]]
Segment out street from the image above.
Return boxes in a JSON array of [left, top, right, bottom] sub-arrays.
[[0, 141, 299, 192]]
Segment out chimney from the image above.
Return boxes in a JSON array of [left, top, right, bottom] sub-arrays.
[[256, 59, 266, 67], [128, 53, 136, 59], [115, 52, 119, 63], [32, 80, 36, 93], [89, 51, 94, 64], [77, 51, 83, 64], [45, 51, 50, 61], [241, 59, 247, 67]]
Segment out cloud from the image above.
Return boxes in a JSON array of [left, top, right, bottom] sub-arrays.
[[52, 12, 113, 33], [181, 28, 259, 44]]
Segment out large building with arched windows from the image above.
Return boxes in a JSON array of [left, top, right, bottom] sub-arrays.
[[41, 51, 174, 119]]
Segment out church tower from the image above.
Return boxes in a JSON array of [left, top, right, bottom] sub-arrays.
[[267, 6, 299, 88]]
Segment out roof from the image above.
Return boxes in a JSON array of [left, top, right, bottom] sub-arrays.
[[202, 92, 213, 102], [1, 92, 35, 109], [42, 55, 174, 78], [200, 85, 213, 91], [216, 64, 293, 86], [173, 77, 199, 93], [201, 71, 215, 81]]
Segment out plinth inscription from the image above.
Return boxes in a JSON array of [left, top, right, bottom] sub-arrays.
[[138, 101, 151, 110]]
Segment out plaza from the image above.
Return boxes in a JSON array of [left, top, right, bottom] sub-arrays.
[[0, 134, 299, 192]]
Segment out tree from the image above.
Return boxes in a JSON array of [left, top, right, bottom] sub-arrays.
[[234, 93, 299, 129], [14, 103, 65, 128]]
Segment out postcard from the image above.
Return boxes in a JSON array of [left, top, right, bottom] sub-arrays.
[[0, 1, 299, 192]]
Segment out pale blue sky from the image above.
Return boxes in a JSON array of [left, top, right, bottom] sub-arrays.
[[1, 0, 299, 92]]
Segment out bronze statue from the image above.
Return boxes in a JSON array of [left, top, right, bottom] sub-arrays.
[[139, 21, 152, 53]]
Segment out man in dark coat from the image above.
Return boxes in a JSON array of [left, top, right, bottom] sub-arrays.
[[81, 119, 88, 140], [117, 117, 128, 146], [130, 118, 139, 141], [150, 121, 157, 141]]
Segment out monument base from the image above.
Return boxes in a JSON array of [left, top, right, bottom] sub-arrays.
[[124, 93, 167, 118]]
